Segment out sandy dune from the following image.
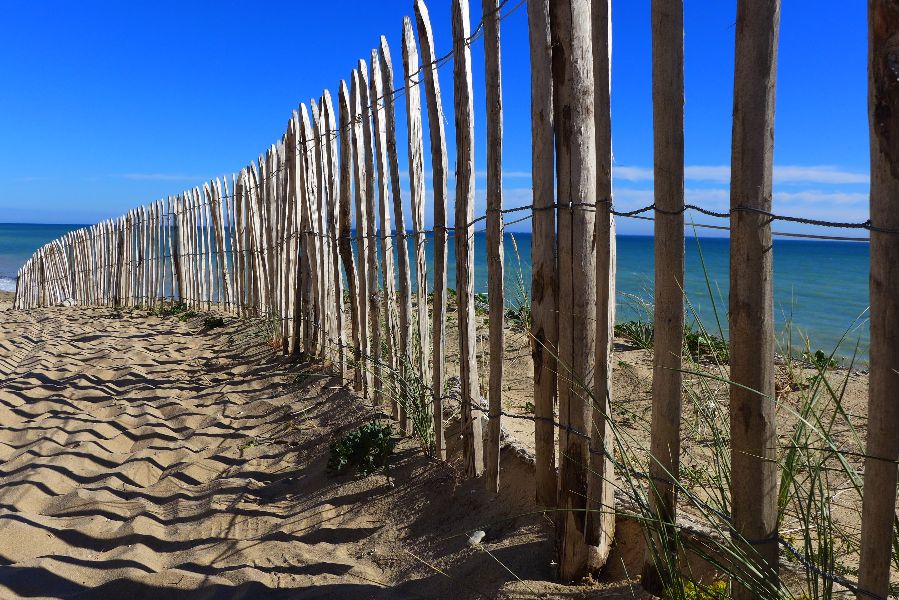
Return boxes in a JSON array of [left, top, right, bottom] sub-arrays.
[[0, 297, 648, 599]]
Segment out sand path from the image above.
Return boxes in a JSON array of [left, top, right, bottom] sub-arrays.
[[0, 301, 647, 599]]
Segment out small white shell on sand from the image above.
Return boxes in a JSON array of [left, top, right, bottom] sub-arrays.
[[467, 530, 486, 546]]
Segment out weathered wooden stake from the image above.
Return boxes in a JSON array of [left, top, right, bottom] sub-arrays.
[[527, 0, 559, 509], [338, 81, 363, 392], [859, 3, 899, 598], [452, 0, 485, 478], [728, 1, 780, 596], [380, 36, 416, 435], [402, 16, 432, 421], [482, 0, 505, 494], [587, 0, 615, 573], [642, 0, 686, 592], [414, 0, 449, 459], [552, 0, 598, 581]]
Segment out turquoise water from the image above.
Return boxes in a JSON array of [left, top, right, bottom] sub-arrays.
[[410, 232, 870, 363], [0, 223, 84, 293], [1, 223, 870, 362]]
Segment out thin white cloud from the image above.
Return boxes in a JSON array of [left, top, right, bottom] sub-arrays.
[[121, 173, 206, 182], [774, 166, 869, 185], [613, 164, 869, 185], [613, 166, 654, 182], [776, 190, 867, 205]]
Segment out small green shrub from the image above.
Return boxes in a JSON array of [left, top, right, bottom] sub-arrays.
[[683, 327, 729, 363], [615, 319, 654, 350], [328, 421, 396, 478], [683, 580, 728, 599], [203, 315, 225, 329], [474, 292, 489, 316], [803, 348, 837, 371]]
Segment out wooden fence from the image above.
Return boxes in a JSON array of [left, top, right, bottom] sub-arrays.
[[12, 0, 898, 596]]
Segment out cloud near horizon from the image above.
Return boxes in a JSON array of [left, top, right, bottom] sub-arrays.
[[613, 164, 869, 185]]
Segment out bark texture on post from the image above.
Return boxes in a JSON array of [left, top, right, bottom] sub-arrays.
[[338, 81, 363, 392], [350, 72, 372, 397], [414, 0, 450, 460], [860, 3, 899, 598], [551, 0, 597, 581], [642, 0, 685, 593], [527, 0, 558, 509], [483, 0, 505, 495], [402, 15, 432, 433], [453, 0, 485, 478], [587, 0, 615, 573], [380, 36, 416, 435], [728, 1, 780, 597]]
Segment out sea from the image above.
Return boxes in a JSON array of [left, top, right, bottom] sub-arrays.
[[0, 223, 870, 363]]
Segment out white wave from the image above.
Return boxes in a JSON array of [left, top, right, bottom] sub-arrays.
[[0, 277, 16, 292]]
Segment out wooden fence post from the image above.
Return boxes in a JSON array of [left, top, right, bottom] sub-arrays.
[[322, 90, 347, 376], [359, 60, 384, 407], [527, 0, 559, 509], [413, 0, 450, 460], [587, 0, 615, 572], [642, 0, 685, 592], [452, 0, 485, 478], [338, 81, 364, 392], [380, 36, 416, 436], [402, 15, 432, 430], [370, 51, 400, 416], [350, 72, 372, 397], [728, 0, 780, 597], [551, 0, 598, 581], [859, 3, 899, 598], [482, 0, 505, 495]]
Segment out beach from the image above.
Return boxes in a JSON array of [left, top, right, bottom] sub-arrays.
[[0, 297, 665, 599], [0, 291, 875, 598]]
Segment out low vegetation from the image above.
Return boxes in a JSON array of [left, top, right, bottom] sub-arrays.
[[327, 420, 396, 478]]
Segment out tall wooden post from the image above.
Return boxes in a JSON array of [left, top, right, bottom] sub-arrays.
[[587, 0, 615, 572], [380, 36, 416, 435], [402, 15, 432, 425], [642, 0, 685, 593], [859, 3, 899, 598], [551, 0, 597, 580], [452, 0, 485, 478], [483, 0, 505, 495], [527, 0, 559, 509], [338, 81, 363, 392], [414, 0, 450, 460], [728, 1, 780, 597], [369, 51, 399, 417], [350, 72, 372, 396]]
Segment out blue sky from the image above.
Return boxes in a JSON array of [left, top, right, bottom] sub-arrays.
[[0, 1, 868, 236]]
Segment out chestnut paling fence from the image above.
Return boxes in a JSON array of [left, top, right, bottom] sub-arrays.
[[13, 0, 899, 597]]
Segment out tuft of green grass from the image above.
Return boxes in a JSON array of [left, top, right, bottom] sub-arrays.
[[328, 420, 396, 478], [505, 234, 532, 333], [203, 315, 225, 329], [615, 320, 654, 350], [682, 326, 729, 364]]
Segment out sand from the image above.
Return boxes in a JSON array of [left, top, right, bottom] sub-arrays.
[[0, 295, 659, 599]]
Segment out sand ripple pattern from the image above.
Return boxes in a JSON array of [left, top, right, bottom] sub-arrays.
[[0, 307, 408, 599]]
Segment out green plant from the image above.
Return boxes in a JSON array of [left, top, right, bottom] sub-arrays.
[[682, 580, 728, 599], [582, 233, 881, 600], [615, 319, 654, 350], [474, 292, 489, 316], [203, 315, 225, 329], [505, 234, 532, 332], [802, 348, 838, 371], [327, 420, 396, 478], [683, 326, 729, 363]]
